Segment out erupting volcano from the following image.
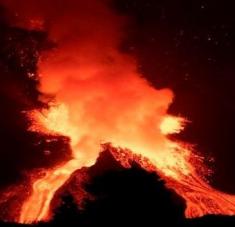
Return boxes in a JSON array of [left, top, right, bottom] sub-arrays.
[[1, 0, 235, 225]]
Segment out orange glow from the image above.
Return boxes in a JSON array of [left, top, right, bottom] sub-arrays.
[[11, 0, 235, 223], [20, 94, 235, 223], [20, 99, 235, 223], [19, 159, 83, 223], [160, 116, 185, 135]]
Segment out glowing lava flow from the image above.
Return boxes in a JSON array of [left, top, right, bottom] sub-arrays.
[[19, 100, 235, 224], [20, 101, 192, 223], [9, 0, 235, 223], [19, 100, 235, 223]]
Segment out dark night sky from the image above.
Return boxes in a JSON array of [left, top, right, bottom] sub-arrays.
[[0, 0, 235, 219]]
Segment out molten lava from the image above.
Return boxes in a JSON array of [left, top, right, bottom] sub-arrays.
[[2, 0, 235, 224], [21, 92, 193, 223], [21, 103, 235, 223]]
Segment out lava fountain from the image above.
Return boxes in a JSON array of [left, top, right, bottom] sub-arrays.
[[1, 0, 235, 224]]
